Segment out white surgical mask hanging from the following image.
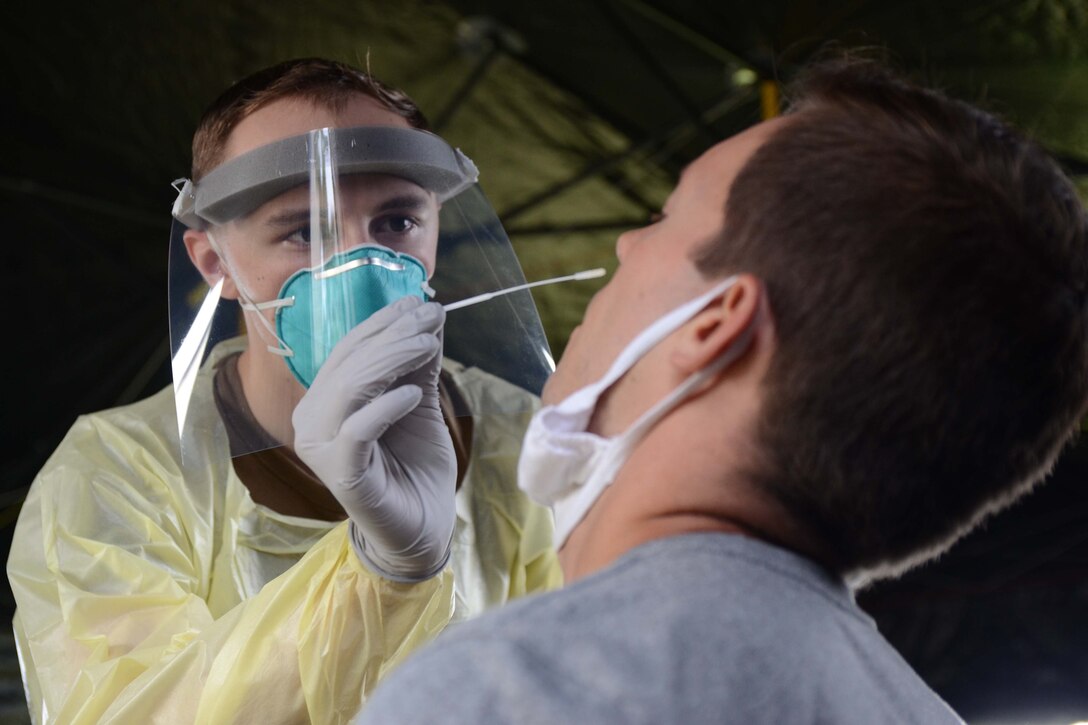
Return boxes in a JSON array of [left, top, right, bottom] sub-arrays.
[[517, 276, 755, 549]]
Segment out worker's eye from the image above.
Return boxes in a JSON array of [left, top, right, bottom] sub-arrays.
[[284, 226, 311, 246], [373, 215, 419, 235]]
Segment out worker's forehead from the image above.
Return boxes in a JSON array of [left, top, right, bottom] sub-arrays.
[[223, 96, 411, 164]]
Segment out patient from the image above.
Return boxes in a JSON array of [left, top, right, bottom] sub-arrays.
[[355, 58, 1088, 724]]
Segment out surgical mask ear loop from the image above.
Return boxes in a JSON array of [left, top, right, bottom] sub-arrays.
[[622, 311, 757, 449], [205, 231, 296, 358]]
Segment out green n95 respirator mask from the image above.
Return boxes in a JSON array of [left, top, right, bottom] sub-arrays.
[[239, 244, 433, 388]]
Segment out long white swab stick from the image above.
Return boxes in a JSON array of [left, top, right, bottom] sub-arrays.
[[443, 267, 607, 311]]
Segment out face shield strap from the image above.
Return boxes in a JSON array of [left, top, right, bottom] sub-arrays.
[[171, 126, 479, 229], [171, 178, 194, 222]]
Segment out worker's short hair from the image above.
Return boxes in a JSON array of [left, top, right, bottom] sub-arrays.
[[191, 57, 428, 181]]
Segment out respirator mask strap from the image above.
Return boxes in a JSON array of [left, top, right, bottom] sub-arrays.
[[205, 230, 297, 359]]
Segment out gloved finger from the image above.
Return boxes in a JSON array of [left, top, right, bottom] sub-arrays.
[[337, 384, 423, 448], [398, 322, 447, 389], [343, 302, 444, 373], [328, 328, 441, 420], [301, 299, 440, 410], [321, 297, 440, 376], [307, 296, 423, 392], [293, 329, 439, 442], [350, 294, 425, 341], [307, 301, 440, 396]]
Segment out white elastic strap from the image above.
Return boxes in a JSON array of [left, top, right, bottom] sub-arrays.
[[623, 316, 755, 448], [206, 231, 295, 357], [238, 295, 295, 357], [553, 276, 739, 421], [240, 297, 294, 312]]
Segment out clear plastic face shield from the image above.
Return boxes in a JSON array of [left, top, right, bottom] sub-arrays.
[[169, 125, 580, 457]]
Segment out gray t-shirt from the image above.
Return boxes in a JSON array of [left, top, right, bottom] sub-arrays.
[[357, 533, 963, 724]]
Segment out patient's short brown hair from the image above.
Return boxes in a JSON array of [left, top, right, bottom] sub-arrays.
[[697, 58, 1088, 578]]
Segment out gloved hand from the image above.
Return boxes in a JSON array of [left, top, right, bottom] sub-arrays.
[[292, 296, 457, 582]]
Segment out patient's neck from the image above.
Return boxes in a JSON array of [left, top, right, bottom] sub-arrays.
[[558, 409, 833, 584]]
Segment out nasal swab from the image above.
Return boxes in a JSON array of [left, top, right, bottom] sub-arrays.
[[443, 268, 607, 311]]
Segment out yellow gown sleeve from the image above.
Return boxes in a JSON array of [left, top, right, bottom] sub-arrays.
[[445, 359, 564, 603], [517, 501, 565, 597], [8, 412, 454, 725]]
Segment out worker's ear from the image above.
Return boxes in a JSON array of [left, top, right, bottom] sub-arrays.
[[183, 228, 240, 300], [671, 274, 765, 375]]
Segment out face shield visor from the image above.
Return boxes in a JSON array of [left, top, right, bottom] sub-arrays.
[[169, 125, 556, 457]]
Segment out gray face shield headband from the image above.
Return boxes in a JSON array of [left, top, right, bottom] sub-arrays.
[[171, 125, 479, 229]]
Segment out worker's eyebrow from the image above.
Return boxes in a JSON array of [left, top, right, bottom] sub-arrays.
[[264, 209, 310, 228], [262, 193, 433, 229], [374, 192, 433, 214]]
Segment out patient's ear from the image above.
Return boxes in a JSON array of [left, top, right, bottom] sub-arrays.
[[671, 275, 764, 375], [183, 229, 239, 300]]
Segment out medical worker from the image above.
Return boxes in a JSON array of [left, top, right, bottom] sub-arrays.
[[7, 57, 561, 723]]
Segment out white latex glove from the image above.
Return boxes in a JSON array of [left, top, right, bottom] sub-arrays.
[[292, 296, 457, 582]]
